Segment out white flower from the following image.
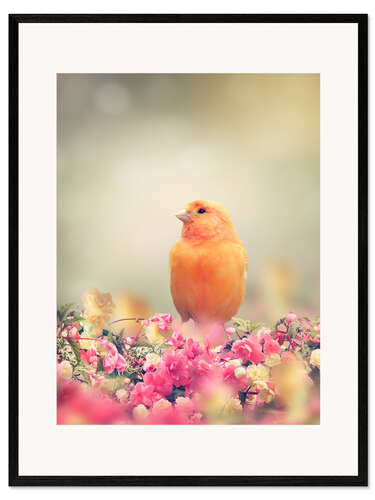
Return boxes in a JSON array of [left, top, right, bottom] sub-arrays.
[[247, 364, 269, 382], [234, 366, 246, 379], [265, 353, 281, 367]]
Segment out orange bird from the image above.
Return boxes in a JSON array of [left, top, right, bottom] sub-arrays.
[[170, 200, 248, 332]]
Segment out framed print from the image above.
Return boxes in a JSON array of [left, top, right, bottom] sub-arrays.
[[9, 14, 368, 486]]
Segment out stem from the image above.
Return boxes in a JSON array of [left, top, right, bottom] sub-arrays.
[[109, 317, 145, 325]]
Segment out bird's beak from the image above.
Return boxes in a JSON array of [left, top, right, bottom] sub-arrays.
[[175, 209, 191, 223]]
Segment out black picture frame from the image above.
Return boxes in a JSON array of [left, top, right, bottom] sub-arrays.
[[8, 13, 368, 487]]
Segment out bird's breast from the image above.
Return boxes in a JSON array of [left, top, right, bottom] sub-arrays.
[[170, 239, 247, 323]]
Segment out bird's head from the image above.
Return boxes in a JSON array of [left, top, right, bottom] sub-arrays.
[[175, 200, 238, 241]]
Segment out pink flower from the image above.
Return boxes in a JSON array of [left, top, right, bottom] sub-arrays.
[[80, 347, 97, 366], [162, 351, 192, 386], [184, 338, 204, 360], [152, 398, 173, 416], [144, 313, 173, 332], [103, 354, 116, 374], [130, 382, 161, 407], [115, 353, 127, 373], [232, 335, 265, 364], [263, 337, 281, 355], [225, 327, 236, 335], [195, 358, 213, 376], [68, 325, 81, 341], [166, 330, 185, 349], [144, 364, 173, 396], [259, 328, 272, 342], [232, 338, 251, 361], [223, 364, 248, 391], [175, 397, 195, 416], [285, 312, 298, 324]]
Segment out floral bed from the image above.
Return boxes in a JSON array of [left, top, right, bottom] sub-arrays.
[[57, 289, 320, 425]]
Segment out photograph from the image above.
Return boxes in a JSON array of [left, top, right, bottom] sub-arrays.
[[9, 12, 367, 486], [57, 73, 321, 425]]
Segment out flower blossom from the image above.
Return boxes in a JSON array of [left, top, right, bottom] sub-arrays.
[[166, 330, 185, 349], [232, 335, 265, 364], [82, 288, 115, 336], [263, 336, 281, 355], [130, 382, 162, 407], [144, 313, 173, 332], [80, 347, 98, 366], [143, 364, 173, 396], [99, 338, 127, 374], [285, 312, 298, 324], [162, 351, 192, 386]]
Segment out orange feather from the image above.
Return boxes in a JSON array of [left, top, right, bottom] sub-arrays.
[[170, 200, 248, 326]]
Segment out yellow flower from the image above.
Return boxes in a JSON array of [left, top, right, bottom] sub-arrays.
[[265, 353, 281, 367], [310, 349, 320, 369], [82, 288, 114, 336], [247, 364, 269, 383], [82, 288, 114, 317], [58, 360, 73, 379]]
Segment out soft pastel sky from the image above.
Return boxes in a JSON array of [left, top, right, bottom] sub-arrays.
[[57, 74, 319, 321]]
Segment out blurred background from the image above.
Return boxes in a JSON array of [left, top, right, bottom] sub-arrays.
[[57, 74, 320, 325]]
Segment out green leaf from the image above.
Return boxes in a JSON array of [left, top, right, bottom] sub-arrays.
[[58, 303, 75, 320], [118, 329, 124, 344], [66, 338, 81, 362], [81, 371, 91, 384]]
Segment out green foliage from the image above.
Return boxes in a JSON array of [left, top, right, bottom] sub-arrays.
[[57, 303, 75, 321], [166, 386, 185, 403], [57, 302, 83, 325], [232, 317, 261, 334], [66, 338, 81, 363]]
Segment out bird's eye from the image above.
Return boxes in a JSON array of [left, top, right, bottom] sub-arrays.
[[198, 208, 206, 214]]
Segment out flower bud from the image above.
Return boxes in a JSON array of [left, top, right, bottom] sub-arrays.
[[285, 312, 297, 324]]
